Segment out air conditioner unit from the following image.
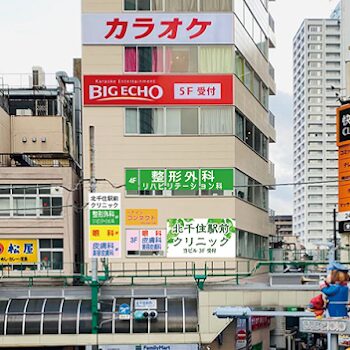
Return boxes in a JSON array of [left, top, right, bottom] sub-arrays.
[[51, 186, 63, 195], [16, 109, 33, 116], [32, 66, 45, 88]]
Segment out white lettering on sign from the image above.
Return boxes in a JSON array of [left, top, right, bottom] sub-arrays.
[[89, 85, 164, 102], [300, 318, 350, 334], [337, 211, 350, 221], [174, 83, 221, 99], [134, 299, 157, 310]]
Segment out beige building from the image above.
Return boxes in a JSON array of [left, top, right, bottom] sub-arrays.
[[82, 0, 277, 349], [0, 70, 82, 275]]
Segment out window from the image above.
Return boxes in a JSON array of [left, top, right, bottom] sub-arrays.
[[124, 0, 163, 10], [235, 169, 268, 210], [125, 107, 233, 136], [237, 230, 268, 260], [235, 111, 244, 140], [235, 50, 244, 80], [166, 46, 198, 73], [0, 185, 63, 218], [126, 108, 164, 134], [245, 119, 254, 147], [199, 46, 233, 73], [235, 110, 269, 159], [39, 239, 63, 270], [235, 0, 244, 22], [164, 0, 197, 11], [200, 107, 233, 134], [125, 47, 163, 72], [235, 50, 269, 109], [201, 0, 232, 11], [166, 108, 198, 134], [244, 62, 253, 90]]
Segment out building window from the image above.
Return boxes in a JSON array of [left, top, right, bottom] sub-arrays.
[[125, 107, 233, 136], [0, 185, 63, 218], [235, 110, 268, 159], [39, 239, 63, 270], [166, 108, 198, 134], [235, 169, 268, 210], [125, 47, 163, 72], [200, 107, 233, 134], [125, 46, 235, 74], [199, 46, 233, 73], [164, 0, 197, 11], [237, 230, 268, 260], [200, 0, 232, 11], [234, 50, 269, 109], [124, 0, 163, 11], [166, 46, 198, 73]]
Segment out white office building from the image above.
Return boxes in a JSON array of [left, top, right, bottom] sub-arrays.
[[292, 1, 350, 249]]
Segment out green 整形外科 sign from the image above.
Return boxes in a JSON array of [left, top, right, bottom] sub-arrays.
[[125, 168, 234, 191]]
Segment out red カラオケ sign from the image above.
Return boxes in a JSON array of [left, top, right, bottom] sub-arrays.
[[83, 75, 234, 106], [82, 13, 234, 45]]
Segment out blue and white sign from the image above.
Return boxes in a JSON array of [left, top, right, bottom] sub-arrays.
[[134, 299, 157, 310], [118, 303, 131, 320]]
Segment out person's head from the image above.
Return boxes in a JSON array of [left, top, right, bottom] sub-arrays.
[[330, 270, 350, 284]]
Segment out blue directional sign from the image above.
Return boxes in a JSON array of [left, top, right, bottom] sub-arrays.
[[118, 303, 131, 320]]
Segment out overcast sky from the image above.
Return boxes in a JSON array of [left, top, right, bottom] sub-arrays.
[[0, 0, 341, 214]]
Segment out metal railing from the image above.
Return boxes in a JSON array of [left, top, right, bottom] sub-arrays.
[[0, 153, 81, 173]]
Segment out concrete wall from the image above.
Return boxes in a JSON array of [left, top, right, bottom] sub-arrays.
[[0, 107, 10, 153], [11, 116, 66, 154]]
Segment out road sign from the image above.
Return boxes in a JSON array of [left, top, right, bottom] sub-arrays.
[[337, 211, 350, 221], [300, 318, 350, 334], [134, 299, 157, 310], [118, 303, 131, 320]]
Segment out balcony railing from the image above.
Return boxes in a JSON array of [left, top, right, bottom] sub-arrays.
[[0, 153, 81, 176]]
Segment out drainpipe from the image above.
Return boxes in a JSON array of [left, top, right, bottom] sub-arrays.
[[55, 71, 83, 168]]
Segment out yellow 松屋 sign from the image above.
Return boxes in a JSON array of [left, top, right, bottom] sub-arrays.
[[0, 239, 38, 264]]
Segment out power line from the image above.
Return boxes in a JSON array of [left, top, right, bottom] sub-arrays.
[[0, 176, 345, 192]]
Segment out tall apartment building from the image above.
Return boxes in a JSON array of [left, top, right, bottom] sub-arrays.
[[81, 0, 276, 348], [293, 1, 350, 249]]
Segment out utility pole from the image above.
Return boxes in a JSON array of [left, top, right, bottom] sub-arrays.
[[90, 125, 99, 345]]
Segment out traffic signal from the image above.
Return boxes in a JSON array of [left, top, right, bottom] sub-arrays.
[[133, 310, 158, 320]]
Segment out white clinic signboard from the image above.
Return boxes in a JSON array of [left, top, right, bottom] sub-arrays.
[[82, 13, 234, 45], [167, 218, 236, 258]]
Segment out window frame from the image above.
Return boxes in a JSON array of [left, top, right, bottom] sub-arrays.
[[0, 185, 63, 219]]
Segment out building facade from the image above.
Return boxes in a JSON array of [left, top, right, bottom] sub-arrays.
[[0, 69, 82, 275], [293, 16, 342, 249], [82, 0, 276, 348], [82, 0, 276, 272]]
